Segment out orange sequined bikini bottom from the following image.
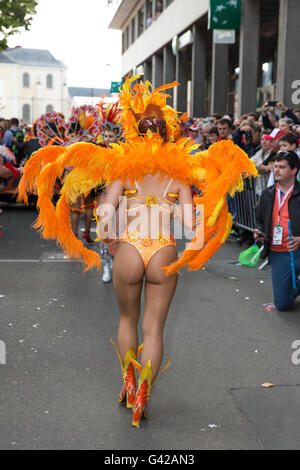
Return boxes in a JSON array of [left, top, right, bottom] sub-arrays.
[[119, 232, 176, 269]]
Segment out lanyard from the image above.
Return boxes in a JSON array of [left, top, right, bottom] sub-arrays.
[[276, 185, 294, 223]]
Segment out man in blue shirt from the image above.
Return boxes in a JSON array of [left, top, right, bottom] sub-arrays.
[[2, 118, 25, 165]]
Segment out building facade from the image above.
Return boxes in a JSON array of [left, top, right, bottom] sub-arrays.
[[0, 47, 69, 122], [109, 0, 300, 117]]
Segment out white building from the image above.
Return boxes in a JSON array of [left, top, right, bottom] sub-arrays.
[[0, 47, 69, 122]]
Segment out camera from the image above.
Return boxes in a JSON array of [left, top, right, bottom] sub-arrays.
[[241, 130, 252, 142], [268, 100, 278, 107]]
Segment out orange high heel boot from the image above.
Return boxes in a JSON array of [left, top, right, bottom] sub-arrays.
[[130, 359, 152, 427], [111, 340, 143, 408], [130, 357, 171, 428]]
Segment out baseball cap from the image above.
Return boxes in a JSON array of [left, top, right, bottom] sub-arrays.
[[269, 128, 287, 139], [189, 124, 200, 132]]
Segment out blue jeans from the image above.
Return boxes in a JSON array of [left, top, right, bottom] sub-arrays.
[[268, 250, 300, 311]]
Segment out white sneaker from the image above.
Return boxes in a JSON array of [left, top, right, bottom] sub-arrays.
[[102, 262, 112, 283]]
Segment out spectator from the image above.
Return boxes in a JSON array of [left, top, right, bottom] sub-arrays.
[[211, 113, 221, 124], [278, 133, 299, 154], [146, 12, 153, 27], [201, 122, 213, 149], [278, 133, 300, 180], [24, 121, 41, 163], [188, 123, 201, 143], [155, 0, 163, 18], [233, 118, 241, 130], [255, 151, 300, 311], [292, 109, 300, 122], [250, 134, 273, 195], [257, 115, 264, 129], [261, 102, 279, 131], [265, 129, 287, 187], [247, 112, 259, 122], [234, 120, 261, 157], [207, 126, 219, 146], [277, 101, 300, 125], [2, 118, 26, 166], [217, 118, 232, 140], [279, 117, 294, 133], [188, 122, 202, 155], [262, 101, 300, 132]]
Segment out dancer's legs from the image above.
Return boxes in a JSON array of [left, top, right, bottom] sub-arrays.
[[113, 242, 144, 361], [141, 246, 178, 380]]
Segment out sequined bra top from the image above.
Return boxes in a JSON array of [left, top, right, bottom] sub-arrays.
[[122, 178, 179, 239], [123, 179, 179, 214]]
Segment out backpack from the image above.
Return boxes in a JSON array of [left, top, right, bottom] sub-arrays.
[[10, 129, 27, 165]]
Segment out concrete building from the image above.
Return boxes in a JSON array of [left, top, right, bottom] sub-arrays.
[[0, 47, 69, 122], [109, 0, 300, 117]]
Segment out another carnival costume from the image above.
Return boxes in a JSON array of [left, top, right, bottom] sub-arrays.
[[18, 76, 257, 427], [0, 145, 21, 195], [18, 107, 101, 241]]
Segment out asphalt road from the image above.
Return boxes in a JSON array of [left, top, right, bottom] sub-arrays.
[[0, 204, 300, 450]]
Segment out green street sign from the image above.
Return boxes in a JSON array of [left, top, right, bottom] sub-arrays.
[[110, 81, 123, 93], [208, 0, 241, 30]]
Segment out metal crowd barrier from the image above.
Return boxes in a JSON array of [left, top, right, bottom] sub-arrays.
[[228, 176, 269, 269], [231, 177, 258, 232]]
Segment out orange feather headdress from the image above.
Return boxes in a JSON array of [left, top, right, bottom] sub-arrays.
[[119, 74, 181, 142]]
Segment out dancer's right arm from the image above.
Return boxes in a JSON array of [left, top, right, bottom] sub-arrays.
[[177, 183, 196, 232]]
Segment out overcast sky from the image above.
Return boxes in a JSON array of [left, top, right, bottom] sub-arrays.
[[8, 0, 122, 89]]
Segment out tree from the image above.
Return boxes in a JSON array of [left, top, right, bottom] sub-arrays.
[[0, 0, 38, 51]]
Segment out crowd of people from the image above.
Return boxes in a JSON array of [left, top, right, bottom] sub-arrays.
[[183, 101, 300, 245]]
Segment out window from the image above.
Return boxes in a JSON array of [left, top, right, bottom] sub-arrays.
[[122, 32, 126, 53], [46, 105, 54, 113], [22, 104, 30, 122], [23, 73, 30, 88], [131, 17, 135, 44], [146, 0, 153, 28], [125, 25, 129, 50], [262, 62, 273, 87], [46, 74, 53, 89], [138, 7, 145, 36]]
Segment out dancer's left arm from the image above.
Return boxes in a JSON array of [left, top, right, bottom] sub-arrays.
[[96, 179, 124, 240]]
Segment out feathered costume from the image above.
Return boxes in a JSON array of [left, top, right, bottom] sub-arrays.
[[18, 75, 257, 427], [0, 145, 21, 196], [96, 99, 122, 144], [18, 75, 257, 274]]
